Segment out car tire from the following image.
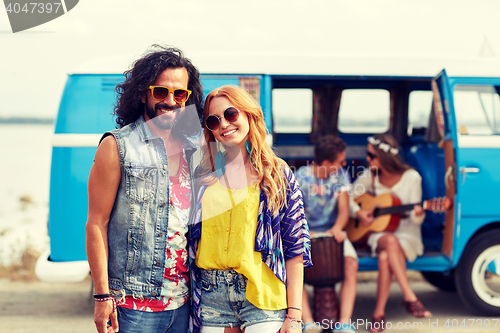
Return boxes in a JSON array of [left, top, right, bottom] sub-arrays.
[[421, 270, 456, 292], [455, 229, 500, 315]]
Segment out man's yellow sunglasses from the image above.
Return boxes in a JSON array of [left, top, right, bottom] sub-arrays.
[[148, 86, 192, 103]]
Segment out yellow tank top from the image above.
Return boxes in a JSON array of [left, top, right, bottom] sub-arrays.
[[196, 180, 287, 310]]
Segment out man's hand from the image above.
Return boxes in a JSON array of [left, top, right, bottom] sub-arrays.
[[326, 225, 345, 243], [356, 208, 375, 227], [93, 301, 118, 333]]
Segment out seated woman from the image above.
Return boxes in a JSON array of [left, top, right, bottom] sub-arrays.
[[189, 85, 311, 333], [351, 134, 432, 333]]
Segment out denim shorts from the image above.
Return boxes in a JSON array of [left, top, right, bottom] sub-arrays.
[[200, 269, 286, 329]]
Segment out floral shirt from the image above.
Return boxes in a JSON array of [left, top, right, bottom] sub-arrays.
[[188, 166, 312, 333], [119, 147, 191, 312]]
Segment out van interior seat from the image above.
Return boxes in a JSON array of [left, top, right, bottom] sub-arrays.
[[356, 250, 447, 271], [402, 141, 446, 253]]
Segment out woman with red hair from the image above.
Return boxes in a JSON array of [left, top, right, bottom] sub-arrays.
[[188, 86, 311, 333]]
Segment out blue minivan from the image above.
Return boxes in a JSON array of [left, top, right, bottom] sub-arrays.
[[35, 56, 500, 315]]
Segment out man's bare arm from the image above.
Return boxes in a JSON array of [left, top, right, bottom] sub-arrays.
[[86, 136, 121, 333], [328, 191, 349, 242]]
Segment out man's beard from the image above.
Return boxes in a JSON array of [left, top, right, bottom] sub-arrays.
[[145, 102, 181, 130]]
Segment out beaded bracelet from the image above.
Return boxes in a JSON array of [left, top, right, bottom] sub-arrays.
[[94, 296, 117, 312]]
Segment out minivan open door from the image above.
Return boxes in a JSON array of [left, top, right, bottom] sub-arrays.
[[431, 70, 456, 261], [434, 69, 500, 315], [435, 71, 500, 259]]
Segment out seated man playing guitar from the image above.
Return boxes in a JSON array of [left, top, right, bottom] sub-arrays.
[[296, 135, 362, 333], [350, 134, 432, 333]]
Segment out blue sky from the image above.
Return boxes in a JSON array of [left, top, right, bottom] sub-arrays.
[[1, 0, 499, 118]]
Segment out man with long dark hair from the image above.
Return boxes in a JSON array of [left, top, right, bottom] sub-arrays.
[[86, 45, 203, 333]]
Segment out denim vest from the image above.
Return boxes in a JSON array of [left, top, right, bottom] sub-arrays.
[[105, 116, 197, 299]]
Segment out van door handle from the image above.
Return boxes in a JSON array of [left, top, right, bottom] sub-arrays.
[[461, 167, 480, 173], [460, 167, 480, 185]]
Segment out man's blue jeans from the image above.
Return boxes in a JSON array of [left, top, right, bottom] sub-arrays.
[[116, 302, 189, 333]]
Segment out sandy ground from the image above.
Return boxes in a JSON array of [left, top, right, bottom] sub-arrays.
[[0, 271, 496, 333], [0, 274, 95, 333], [345, 273, 497, 333]]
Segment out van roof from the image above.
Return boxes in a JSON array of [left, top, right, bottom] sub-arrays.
[[70, 53, 500, 78]]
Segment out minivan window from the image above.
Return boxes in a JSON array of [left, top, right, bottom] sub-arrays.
[[408, 90, 433, 136], [338, 89, 390, 133], [272, 88, 313, 133], [454, 85, 500, 135]]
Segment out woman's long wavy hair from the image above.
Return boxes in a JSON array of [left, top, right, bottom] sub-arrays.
[[371, 134, 411, 175], [200, 85, 288, 215], [114, 45, 203, 136]]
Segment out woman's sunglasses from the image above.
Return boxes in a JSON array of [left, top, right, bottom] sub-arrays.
[[205, 107, 240, 131], [367, 151, 377, 160], [148, 86, 192, 104]]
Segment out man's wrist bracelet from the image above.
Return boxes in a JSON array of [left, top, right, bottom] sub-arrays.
[[94, 297, 117, 312]]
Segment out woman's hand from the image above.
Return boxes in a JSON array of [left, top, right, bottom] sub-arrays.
[[280, 315, 302, 333], [356, 208, 375, 227], [414, 205, 424, 217]]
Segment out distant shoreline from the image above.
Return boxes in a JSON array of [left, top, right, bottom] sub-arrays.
[[0, 117, 54, 125]]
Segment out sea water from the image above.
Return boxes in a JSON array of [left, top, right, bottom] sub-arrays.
[[0, 124, 53, 267]]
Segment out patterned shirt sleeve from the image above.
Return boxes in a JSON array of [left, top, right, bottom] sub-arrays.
[[280, 167, 312, 267]]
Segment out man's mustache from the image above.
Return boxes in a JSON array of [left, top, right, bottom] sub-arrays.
[[156, 103, 179, 112]]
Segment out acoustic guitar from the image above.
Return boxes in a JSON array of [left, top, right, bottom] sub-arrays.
[[345, 193, 451, 243]]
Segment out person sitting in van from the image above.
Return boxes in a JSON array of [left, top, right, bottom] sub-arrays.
[[351, 134, 432, 333], [86, 46, 204, 333], [296, 135, 365, 333]]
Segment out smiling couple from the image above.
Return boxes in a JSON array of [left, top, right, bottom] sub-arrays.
[[86, 45, 311, 333]]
